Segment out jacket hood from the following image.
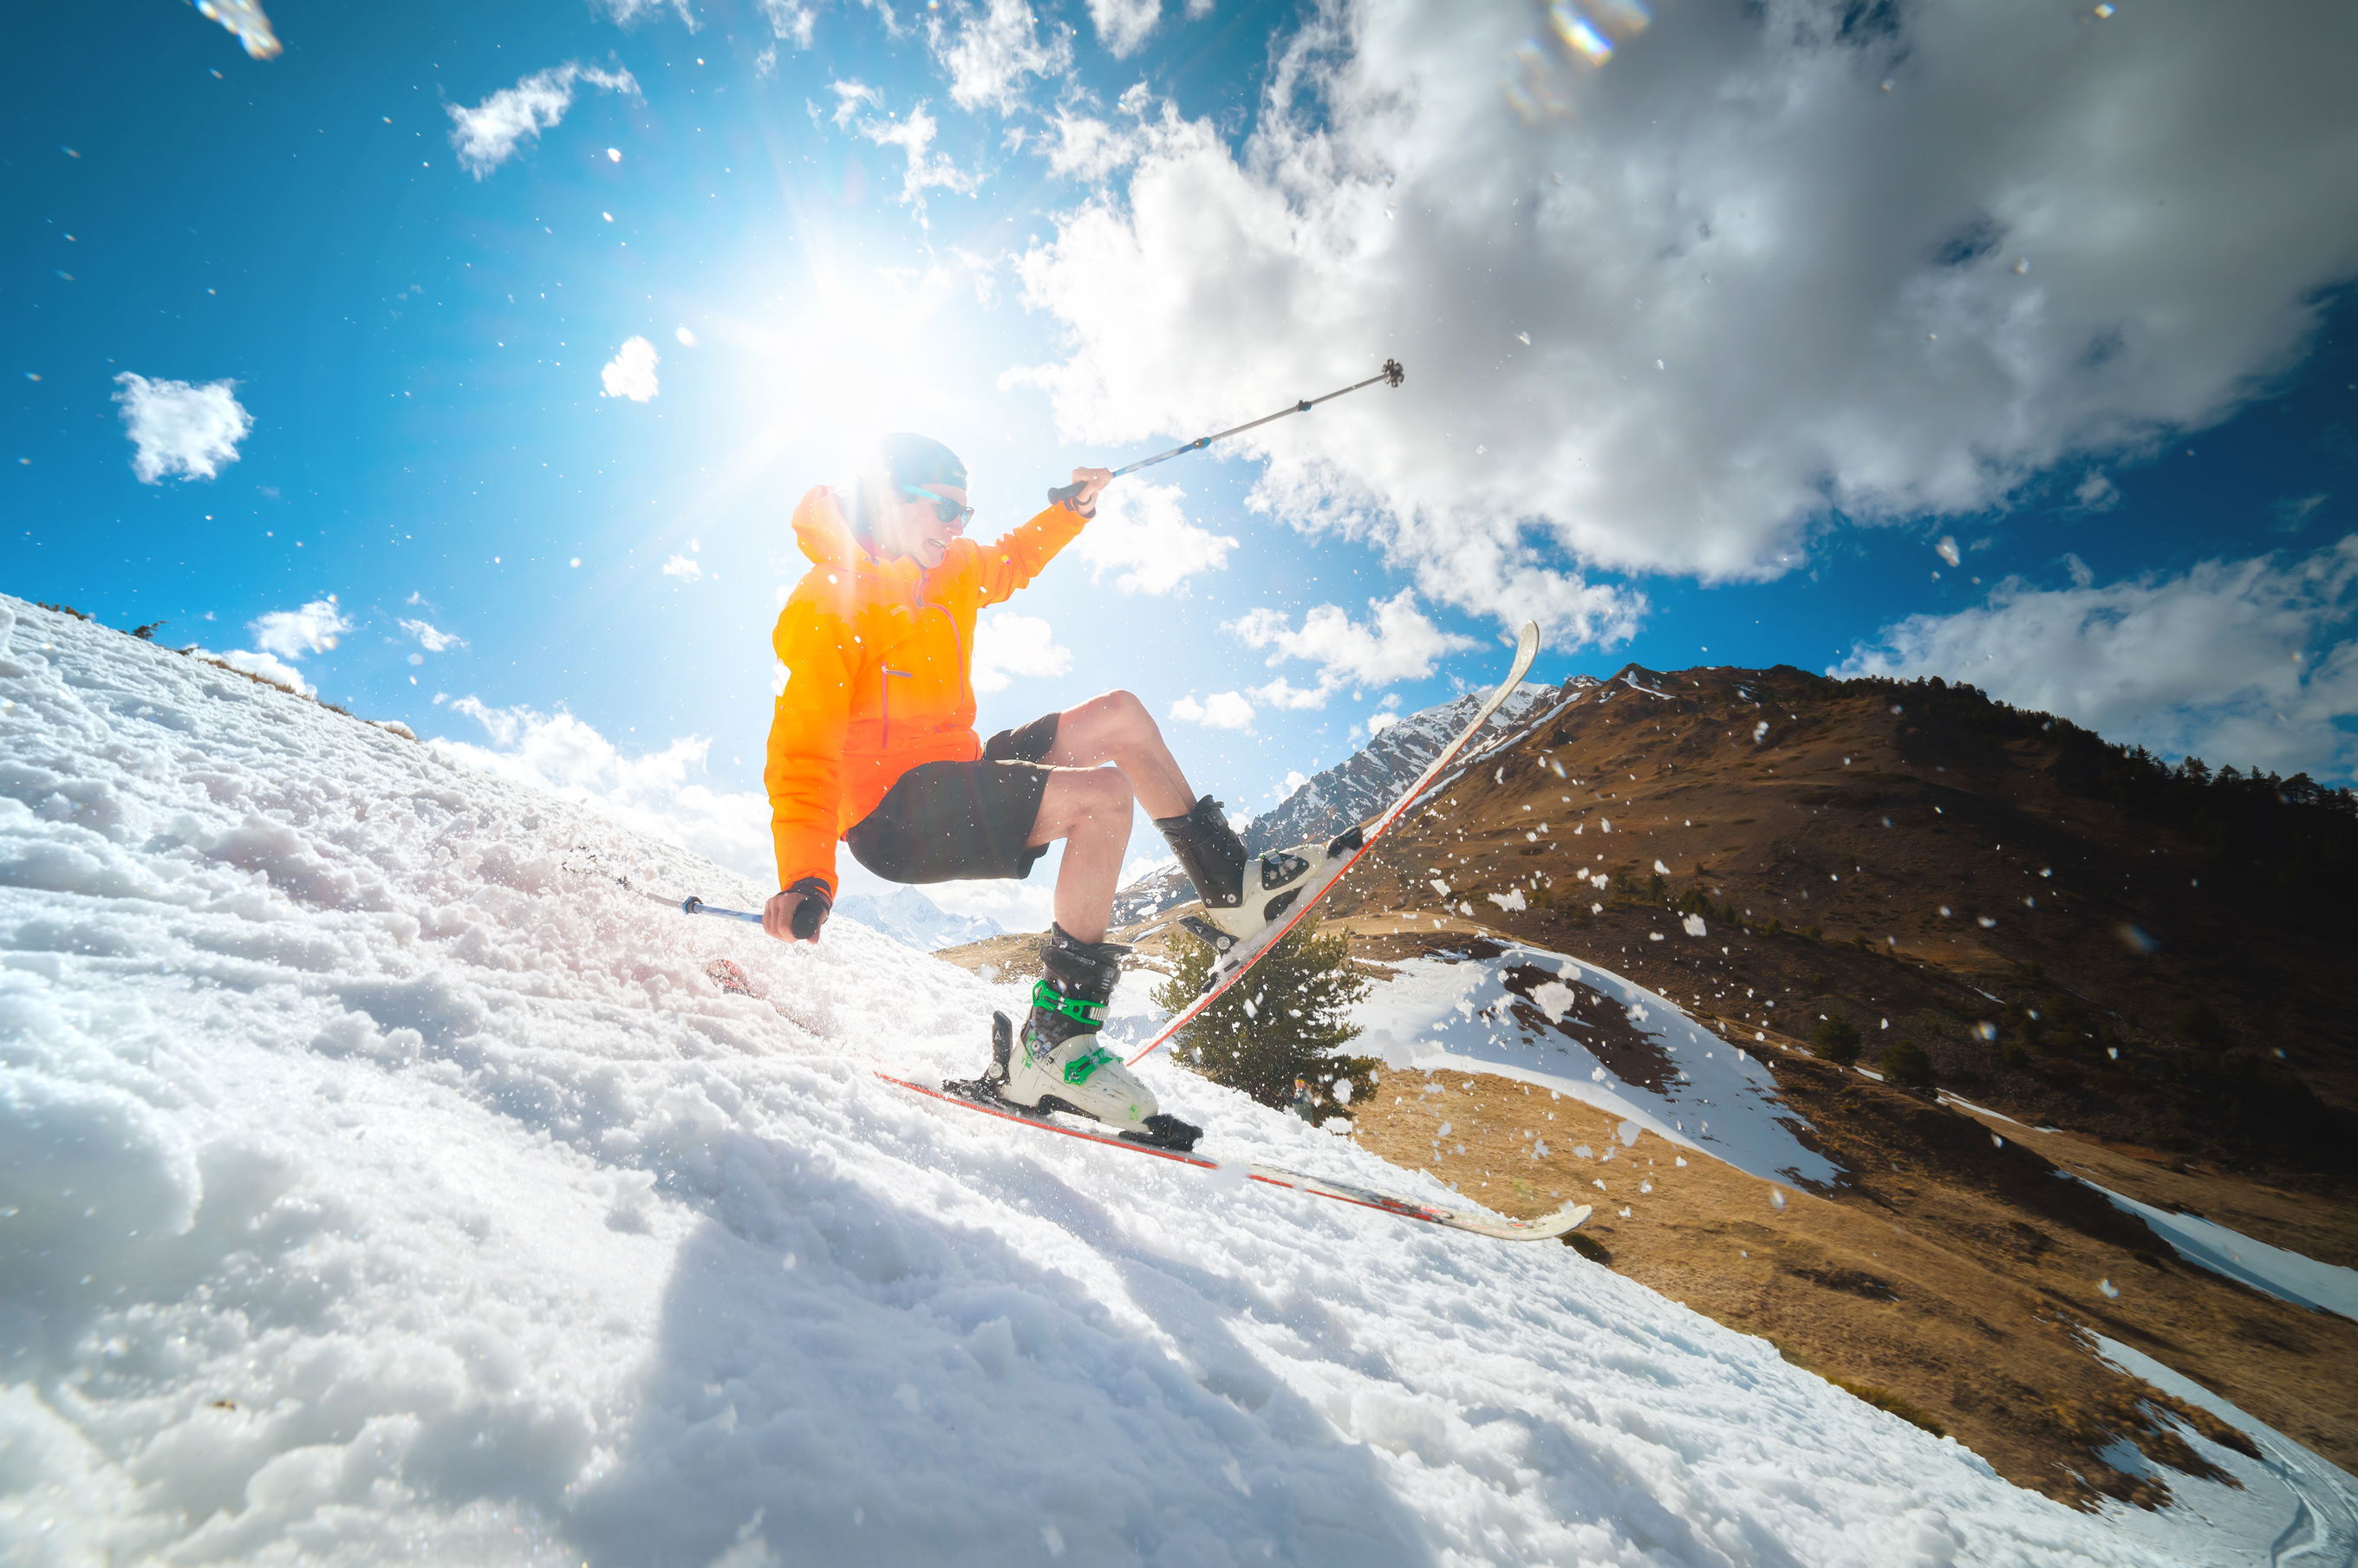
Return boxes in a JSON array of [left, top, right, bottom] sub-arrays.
[[791, 487, 864, 570]]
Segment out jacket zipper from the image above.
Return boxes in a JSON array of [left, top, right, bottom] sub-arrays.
[[883, 667, 913, 750]]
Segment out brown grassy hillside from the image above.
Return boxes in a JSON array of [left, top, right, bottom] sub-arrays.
[[1323, 662, 2358, 1185]]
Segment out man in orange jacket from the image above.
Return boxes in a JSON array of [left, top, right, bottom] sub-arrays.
[[761, 433, 1336, 1149]]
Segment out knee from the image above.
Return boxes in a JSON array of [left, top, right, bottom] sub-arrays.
[[1096, 689, 1156, 743], [1078, 764, 1134, 817]]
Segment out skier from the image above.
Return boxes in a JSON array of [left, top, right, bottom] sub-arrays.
[[759, 433, 1339, 1148]]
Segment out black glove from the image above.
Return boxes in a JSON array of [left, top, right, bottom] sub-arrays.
[[785, 876, 833, 940]]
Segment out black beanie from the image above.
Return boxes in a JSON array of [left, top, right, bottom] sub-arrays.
[[850, 433, 967, 550], [878, 432, 967, 491]]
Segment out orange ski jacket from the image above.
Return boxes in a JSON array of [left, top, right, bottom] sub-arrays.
[[763, 485, 1088, 894]]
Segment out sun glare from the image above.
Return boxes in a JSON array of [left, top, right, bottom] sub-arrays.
[[735, 263, 970, 463]]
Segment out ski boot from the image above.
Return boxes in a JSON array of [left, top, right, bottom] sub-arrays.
[[1154, 795, 1363, 958], [980, 924, 1201, 1152]]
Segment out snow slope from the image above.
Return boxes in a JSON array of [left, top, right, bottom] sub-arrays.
[[0, 596, 2289, 1565], [2080, 1179, 2358, 1325]]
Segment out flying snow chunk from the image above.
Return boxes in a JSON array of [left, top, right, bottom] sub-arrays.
[[113, 373, 251, 484], [674, 326, 698, 348], [607, 146, 622, 162], [1935, 536, 1962, 568], [601, 336, 660, 402]]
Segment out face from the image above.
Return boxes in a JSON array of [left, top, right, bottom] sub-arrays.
[[876, 483, 969, 569]]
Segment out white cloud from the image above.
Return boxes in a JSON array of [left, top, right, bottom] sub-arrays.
[[2075, 472, 2121, 512], [757, 0, 817, 47], [857, 103, 977, 211], [971, 611, 1072, 693], [661, 555, 705, 582], [249, 596, 351, 661], [600, 335, 661, 401], [432, 700, 773, 883], [830, 79, 883, 126], [1072, 481, 1236, 595], [191, 0, 281, 60], [112, 373, 251, 484], [447, 62, 639, 179], [935, 0, 1072, 114], [1835, 535, 2358, 781], [596, 0, 697, 26], [207, 647, 312, 696], [399, 617, 466, 654], [1248, 677, 1328, 711], [1013, 1, 2358, 643], [1085, 0, 1160, 58], [1228, 589, 1476, 702], [2276, 492, 2328, 532], [1169, 690, 1255, 730], [1365, 711, 1401, 737], [1042, 112, 1143, 183]]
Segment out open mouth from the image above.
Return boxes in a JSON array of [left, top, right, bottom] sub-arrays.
[[924, 536, 948, 551]]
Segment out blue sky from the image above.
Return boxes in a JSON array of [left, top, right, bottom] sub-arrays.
[[6, 0, 2355, 925]]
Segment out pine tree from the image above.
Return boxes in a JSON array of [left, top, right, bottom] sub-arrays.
[[1153, 920, 1377, 1119]]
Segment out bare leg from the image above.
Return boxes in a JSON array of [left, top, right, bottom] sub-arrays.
[[1026, 764, 1133, 943], [1042, 691, 1196, 821]]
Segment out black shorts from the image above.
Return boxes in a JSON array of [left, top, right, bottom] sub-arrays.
[[844, 712, 1061, 884]]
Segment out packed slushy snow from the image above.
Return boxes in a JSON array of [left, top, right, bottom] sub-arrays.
[[0, 597, 2319, 1565]]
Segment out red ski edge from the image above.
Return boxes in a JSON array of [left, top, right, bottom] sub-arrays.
[[876, 1071, 1590, 1242], [1129, 621, 1542, 1069]]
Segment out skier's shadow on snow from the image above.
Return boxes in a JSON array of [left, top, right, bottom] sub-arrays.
[[563, 1119, 1443, 1568]]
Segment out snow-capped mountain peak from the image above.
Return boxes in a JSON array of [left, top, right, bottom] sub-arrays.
[[831, 886, 1002, 951]]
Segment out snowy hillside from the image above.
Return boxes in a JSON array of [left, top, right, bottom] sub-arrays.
[[832, 886, 1003, 951], [0, 596, 2301, 1565]]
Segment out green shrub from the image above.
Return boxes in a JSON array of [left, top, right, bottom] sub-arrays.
[[1881, 1040, 1936, 1089], [1811, 1015, 1862, 1066]]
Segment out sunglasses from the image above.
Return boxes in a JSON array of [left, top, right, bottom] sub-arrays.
[[896, 484, 974, 529]]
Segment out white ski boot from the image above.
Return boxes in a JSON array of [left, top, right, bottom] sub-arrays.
[[979, 925, 1201, 1151], [1154, 795, 1361, 957]]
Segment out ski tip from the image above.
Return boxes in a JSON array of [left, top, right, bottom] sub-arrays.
[[1515, 1201, 1592, 1239]]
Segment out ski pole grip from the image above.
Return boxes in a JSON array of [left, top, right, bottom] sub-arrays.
[[791, 898, 826, 940], [1045, 480, 1086, 504]]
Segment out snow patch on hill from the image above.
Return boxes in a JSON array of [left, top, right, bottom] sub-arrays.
[[1349, 937, 1842, 1189], [0, 596, 2302, 1565]]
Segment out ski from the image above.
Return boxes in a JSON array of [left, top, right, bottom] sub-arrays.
[[1130, 621, 1541, 1067], [876, 1071, 1591, 1242]]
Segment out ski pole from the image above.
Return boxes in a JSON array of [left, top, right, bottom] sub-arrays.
[[677, 895, 763, 926], [1046, 359, 1404, 505], [676, 895, 828, 939], [631, 883, 823, 939]]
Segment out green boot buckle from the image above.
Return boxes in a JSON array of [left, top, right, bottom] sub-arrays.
[[1031, 979, 1107, 1028]]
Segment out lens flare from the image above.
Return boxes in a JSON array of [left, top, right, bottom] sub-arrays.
[[1548, 1, 1616, 66], [1508, 0, 1653, 120]]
